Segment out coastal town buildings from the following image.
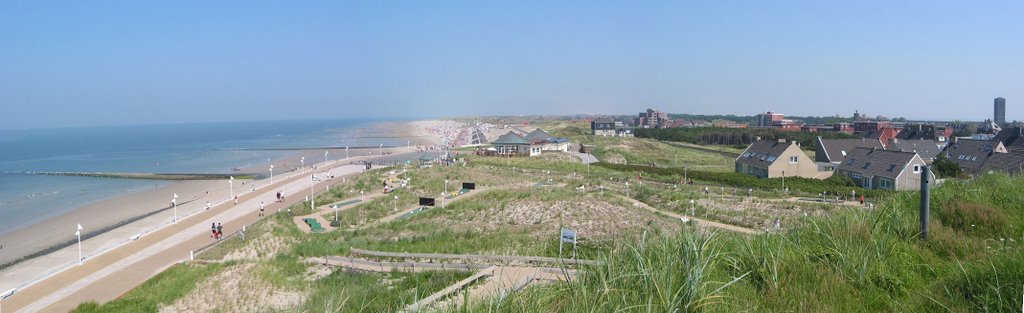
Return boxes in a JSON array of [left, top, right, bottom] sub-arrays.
[[835, 147, 927, 190], [814, 138, 884, 164], [634, 109, 670, 128], [735, 139, 818, 179]]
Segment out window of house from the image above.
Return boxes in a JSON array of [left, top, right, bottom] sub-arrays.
[[913, 165, 921, 173], [888, 164, 897, 172], [880, 179, 893, 189], [847, 158, 855, 165], [852, 173, 862, 179], [863, 162, 871, 169], [789, 156, 798, 163], [841, 150, 847, 156]]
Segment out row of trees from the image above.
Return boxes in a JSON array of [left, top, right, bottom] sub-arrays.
[[635, 127, 858, 147]]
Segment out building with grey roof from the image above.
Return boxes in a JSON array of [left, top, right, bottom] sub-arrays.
[[836, 147, 927, 190], [980, 152, 1024, 175], [490, 131, 531, 156], [736, 139, 818, 179], [942, 139, 1008, 174], [886, 139, 945, 163], [993, 127, 1024, 151], [815, 137, 884, 164]]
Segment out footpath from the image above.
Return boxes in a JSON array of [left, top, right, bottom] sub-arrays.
[[2, 155, 380, 313]]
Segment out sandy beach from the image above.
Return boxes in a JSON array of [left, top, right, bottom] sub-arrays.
[[0, 121, 432, 273], [0, 120, 448, 312]]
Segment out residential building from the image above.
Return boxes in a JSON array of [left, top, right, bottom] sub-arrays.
[[898, 124, 953, 142], [756, 111, 785, 127], [861, 126, 900, 145], [634, 108, 670, 128], [995, 97, 1006, 125], [980, 151, 1024, 175], [853, 121, 892, 133], [887, 139, 946, 163], [591, 118, 617, 136], [836, 147, 928, 190], [735, 139, 818, 179], [993, 127, 1024, 151], [942, 139, 1008, 174], [815, 138, 884, 164]]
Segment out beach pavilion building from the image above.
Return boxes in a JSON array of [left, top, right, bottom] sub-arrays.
[[491, 131, 532, 156]]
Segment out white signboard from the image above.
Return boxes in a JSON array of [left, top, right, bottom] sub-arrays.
[[560, 228, 577, 244]]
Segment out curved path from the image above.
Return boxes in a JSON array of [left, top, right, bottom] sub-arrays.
[[614, 194, 763, 235]]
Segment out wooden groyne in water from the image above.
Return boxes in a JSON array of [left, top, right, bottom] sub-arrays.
[[12, 172, 256, 181]]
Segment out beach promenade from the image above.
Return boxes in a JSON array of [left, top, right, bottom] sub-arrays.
[[0, 154, 387, 313]]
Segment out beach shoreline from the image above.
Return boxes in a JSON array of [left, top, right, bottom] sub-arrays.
[[0, 120, 433, 270]]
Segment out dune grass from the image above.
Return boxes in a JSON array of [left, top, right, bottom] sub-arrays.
[[461, 174, 1024, 312], [71, 262, 231, 313]]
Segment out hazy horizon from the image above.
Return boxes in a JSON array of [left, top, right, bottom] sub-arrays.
[[2, 1, 1022, 129]]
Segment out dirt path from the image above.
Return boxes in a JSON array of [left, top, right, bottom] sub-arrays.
[[3, 157, 379, 313], [614, 194, 763, 235]]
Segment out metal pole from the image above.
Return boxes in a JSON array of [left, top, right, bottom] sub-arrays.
[[229, 177, 234, 200], [270, 165, 274, 185], [920, 165, 931, 241], [310, 174, 315, 210], [77, 230, 82, 265]]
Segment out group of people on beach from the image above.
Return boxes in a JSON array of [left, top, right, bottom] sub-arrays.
[[210, 222, 224, 240], [276, 190, 285, 202]]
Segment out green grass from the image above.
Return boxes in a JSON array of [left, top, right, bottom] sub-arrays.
[[71, 262, 230, 313], [301, 270, 472, 312], [461, 174, 1024, 312]]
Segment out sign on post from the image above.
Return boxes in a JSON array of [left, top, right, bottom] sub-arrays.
[[559, 228, 578, 259]]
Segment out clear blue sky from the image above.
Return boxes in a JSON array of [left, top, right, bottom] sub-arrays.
[[2, 1, 1021, 129]]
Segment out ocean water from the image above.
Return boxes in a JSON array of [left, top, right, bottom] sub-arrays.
[[0, 119, 405, 235]]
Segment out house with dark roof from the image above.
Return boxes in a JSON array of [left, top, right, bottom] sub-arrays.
[[490, 131, 532, 156], [897, 124, 952, 143], [993, 127, 1024, 151], [591, 119, 617, 136], [886, 139, 946, 163], [836, 147, 927, 190], [815, 137, 884, 164], [942, 139, 1008, 174], [736, 139, 818, 179], [980, 152, 1024, 175]]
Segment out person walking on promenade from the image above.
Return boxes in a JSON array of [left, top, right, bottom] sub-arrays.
[[211, 223, 217, 239], [216, 223, 223, 240], [206, 201, 211, 210], [234, 195, 238, 205], [259, 201, 265, 217]]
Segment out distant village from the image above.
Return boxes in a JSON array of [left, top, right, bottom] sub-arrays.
[[584, 97, 1021, 191]]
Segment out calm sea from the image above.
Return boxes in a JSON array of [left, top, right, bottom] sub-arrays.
[[0, 119, 405, 235]]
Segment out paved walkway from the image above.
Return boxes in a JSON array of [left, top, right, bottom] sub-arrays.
[[567, 151, 599, 164], [2, 156, 383, 313]]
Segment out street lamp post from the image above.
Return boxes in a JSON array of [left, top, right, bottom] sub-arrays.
[[229, 176, 234, 201], [310, 174, 316, 210], [379, 143, 383, 155], [75, 224, 83, 265], [270, 165, 275, 185], [443, 179, 449, 209], [324, 150, 329, 164], [393, 195, 398, 212], [301, 157, 305, 172], [172, 193, 178, 223], [345, 146, 349, 159]]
